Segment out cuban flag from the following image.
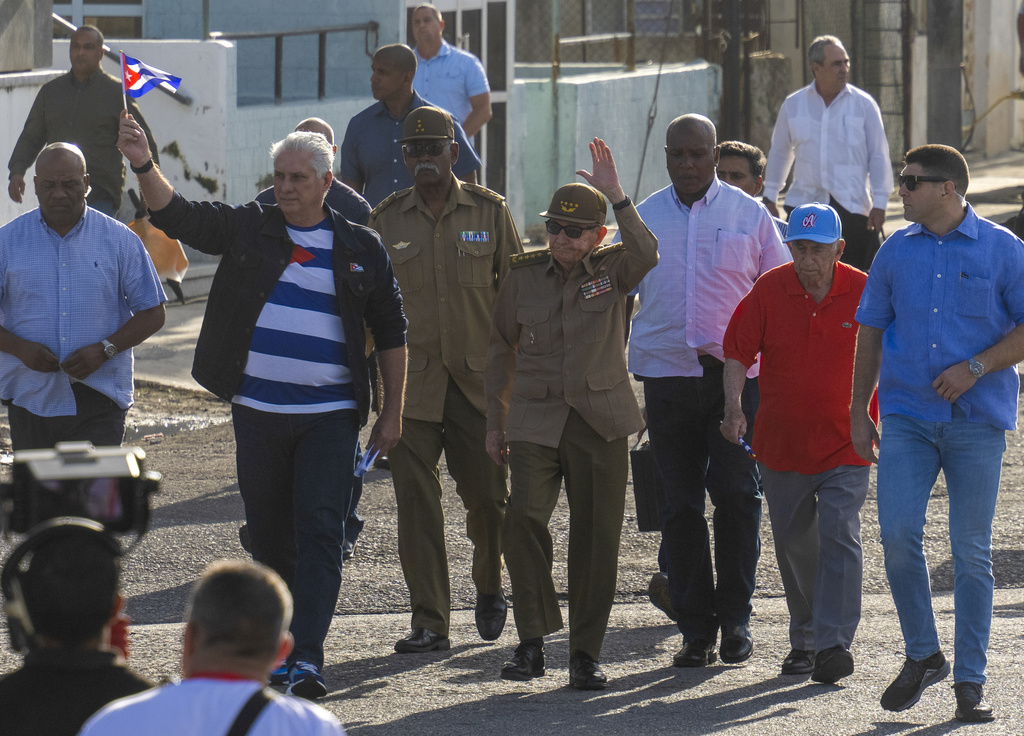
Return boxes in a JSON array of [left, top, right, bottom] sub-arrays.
[[121, 52, 182, 99]]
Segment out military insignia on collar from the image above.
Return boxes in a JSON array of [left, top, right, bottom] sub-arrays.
[[581, 274, 613, 299], [460, 231, 489, 242], [392, 241, 411, 249]]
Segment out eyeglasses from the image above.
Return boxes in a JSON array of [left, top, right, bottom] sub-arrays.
[[898, 174, 948, 191], [545, 221, 598, 239], [402, 142, 447, 158]]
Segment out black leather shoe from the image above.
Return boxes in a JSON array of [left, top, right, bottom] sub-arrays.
[[569, 651, 608, 690], [780, 648, 815, 675], [500, 639, 545, 681], [475, 591, 508, 641], [954, 682, 996, 722], [673, 638, 717, 668], [720, 624, 753, 664], [811, 645, 854, 684], [394, 627, 451, 653]]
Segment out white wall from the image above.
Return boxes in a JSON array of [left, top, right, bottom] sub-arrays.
[[0, 70, 61, 227], [507, 62, 721, 230]]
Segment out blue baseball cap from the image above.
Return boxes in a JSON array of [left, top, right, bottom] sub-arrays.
[[784, 203, 842, 244]]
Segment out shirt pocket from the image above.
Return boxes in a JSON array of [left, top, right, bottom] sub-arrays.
[[455, 234, 497, 287], [386, 240, 424, 292], [578, 283, 619, 343], [843, 115, 866, 148], [517, 306, 552, 356], [955, 274, 992, 318], [713, 230, 757, 275]]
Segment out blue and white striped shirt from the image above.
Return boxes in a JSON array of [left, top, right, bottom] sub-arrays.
[[0, 207, 166, 416], [233, 219, 355, 414]]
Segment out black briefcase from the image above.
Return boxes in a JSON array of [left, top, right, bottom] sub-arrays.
[[629, 440, 662, 532]]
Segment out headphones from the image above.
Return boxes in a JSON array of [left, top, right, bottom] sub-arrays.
[[1, 517, 122, 653]]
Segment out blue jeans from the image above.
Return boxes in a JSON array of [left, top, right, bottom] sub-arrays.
[[642, 372, 762, 642], [232, 404, 359, 669], [877, 406, 1005, 684]]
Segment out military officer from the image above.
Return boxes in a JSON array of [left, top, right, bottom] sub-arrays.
[[370, 106, 523, 653], [484, 138, 659, 689]]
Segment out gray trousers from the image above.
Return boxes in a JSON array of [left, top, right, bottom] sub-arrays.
[[759, 464, 870, 652]]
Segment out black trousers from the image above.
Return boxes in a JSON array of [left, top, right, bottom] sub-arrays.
[[786, 197, 881, 271], [6, 383, 127, 451]]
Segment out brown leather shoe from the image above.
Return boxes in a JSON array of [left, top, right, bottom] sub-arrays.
[[647, 572, 679, 622]]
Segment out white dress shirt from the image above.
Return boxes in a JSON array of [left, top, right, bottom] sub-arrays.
[[627, 177, 790, 378], [763, 82, 893, 216]]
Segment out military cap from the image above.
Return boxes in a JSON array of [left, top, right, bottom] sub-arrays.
[[540, 183, 607, 226], [400, 106, 455, 142]]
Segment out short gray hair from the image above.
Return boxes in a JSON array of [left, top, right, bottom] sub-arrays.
[[808, 35, 845, 66], [269, 131, 334, 178]]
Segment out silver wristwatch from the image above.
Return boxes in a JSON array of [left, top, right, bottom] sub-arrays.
[[101, 339, 118, 360], [968, 357, 985, 378]]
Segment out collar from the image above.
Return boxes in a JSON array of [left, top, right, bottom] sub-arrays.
[[904, 203, 979, 241], [67, 68, 103, 87], [417, 39, 452, 61], [670, 176, 722, 211], [782, 260, 854, 301], [809, 81, 851, 105], [400, 174, 474, 218], [37, 206, 88, 239], [373, 90, 427, 122]]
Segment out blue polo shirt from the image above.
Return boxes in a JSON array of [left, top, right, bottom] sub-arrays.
[[339, 91, 482, 207], [856, 204, 1024, 430], [413, 39, 490, 125]]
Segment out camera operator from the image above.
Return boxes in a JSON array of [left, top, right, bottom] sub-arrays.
[[0, 520, 154, 736]]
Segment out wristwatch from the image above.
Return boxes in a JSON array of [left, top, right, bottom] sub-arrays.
[[101, 339, 118, 360], [968, 357, 985, 378]]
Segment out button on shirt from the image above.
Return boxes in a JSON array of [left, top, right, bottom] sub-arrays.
[[414, 40, 490, 126], [856, 204, 1024, 430], [763, 83, 893, 216], [339, 91, 482, 207], [0, 208, 167, 416], [627, 178, 790, 378]]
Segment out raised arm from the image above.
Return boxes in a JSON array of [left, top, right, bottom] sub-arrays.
[[117, 110, 174, 211]]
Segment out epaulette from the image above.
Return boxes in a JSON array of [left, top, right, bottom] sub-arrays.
[[510, 249, 550, 268], [461, 182, 506, 204], [591, 242, 626, 258], [370, 189, 407, 218]]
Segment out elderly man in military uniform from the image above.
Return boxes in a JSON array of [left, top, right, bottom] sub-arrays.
[[485, 139, 658, 689], [370, 106, 523, 654]]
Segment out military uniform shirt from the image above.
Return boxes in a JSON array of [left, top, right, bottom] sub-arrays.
[[370, 178, 522, 421], [486, 205, 658, 446]]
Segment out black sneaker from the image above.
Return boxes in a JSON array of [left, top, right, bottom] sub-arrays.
[[954, 682, 996, 723], [880, 651, 950, 712]]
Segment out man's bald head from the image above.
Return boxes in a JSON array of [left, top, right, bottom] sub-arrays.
[[295, 118, 334, 147], [373, 44, 417, 76], [34, 143, 90, 235], [36, 142, 87, 176], [666, 114, 717, 148]]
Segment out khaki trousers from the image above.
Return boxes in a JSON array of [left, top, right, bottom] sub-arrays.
[[505, 410, 628, 660], [390, 377, 508, 635]]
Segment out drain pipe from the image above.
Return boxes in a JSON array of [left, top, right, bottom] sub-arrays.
[[552, 0, 561, 196]]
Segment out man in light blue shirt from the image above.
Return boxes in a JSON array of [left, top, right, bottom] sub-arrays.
[[411, 4, 492, 137], [852, 144, 1024, 723], [0, 142, 166, 451]]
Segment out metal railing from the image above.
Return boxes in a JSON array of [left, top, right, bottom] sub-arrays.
[[208, 23, 379, 105]]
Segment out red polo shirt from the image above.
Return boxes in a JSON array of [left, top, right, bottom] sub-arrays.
[[723, 261, 877, 474]]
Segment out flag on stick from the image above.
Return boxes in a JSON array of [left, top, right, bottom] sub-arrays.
[[121, 52, 182, 101]]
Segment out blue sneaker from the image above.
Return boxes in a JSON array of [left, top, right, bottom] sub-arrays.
[[269, 662, 289, 687], [286, 660, 327, 700]]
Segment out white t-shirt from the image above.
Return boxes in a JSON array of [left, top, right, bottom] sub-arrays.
[[78, 678, 345, 736]]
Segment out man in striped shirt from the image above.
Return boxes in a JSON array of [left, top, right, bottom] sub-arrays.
[[118, 112, 408, 701]]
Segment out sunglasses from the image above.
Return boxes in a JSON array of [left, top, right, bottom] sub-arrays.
[[545, 221, 598, 239], [403, 142, 447, 158], [898, 174, 947, 191]]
